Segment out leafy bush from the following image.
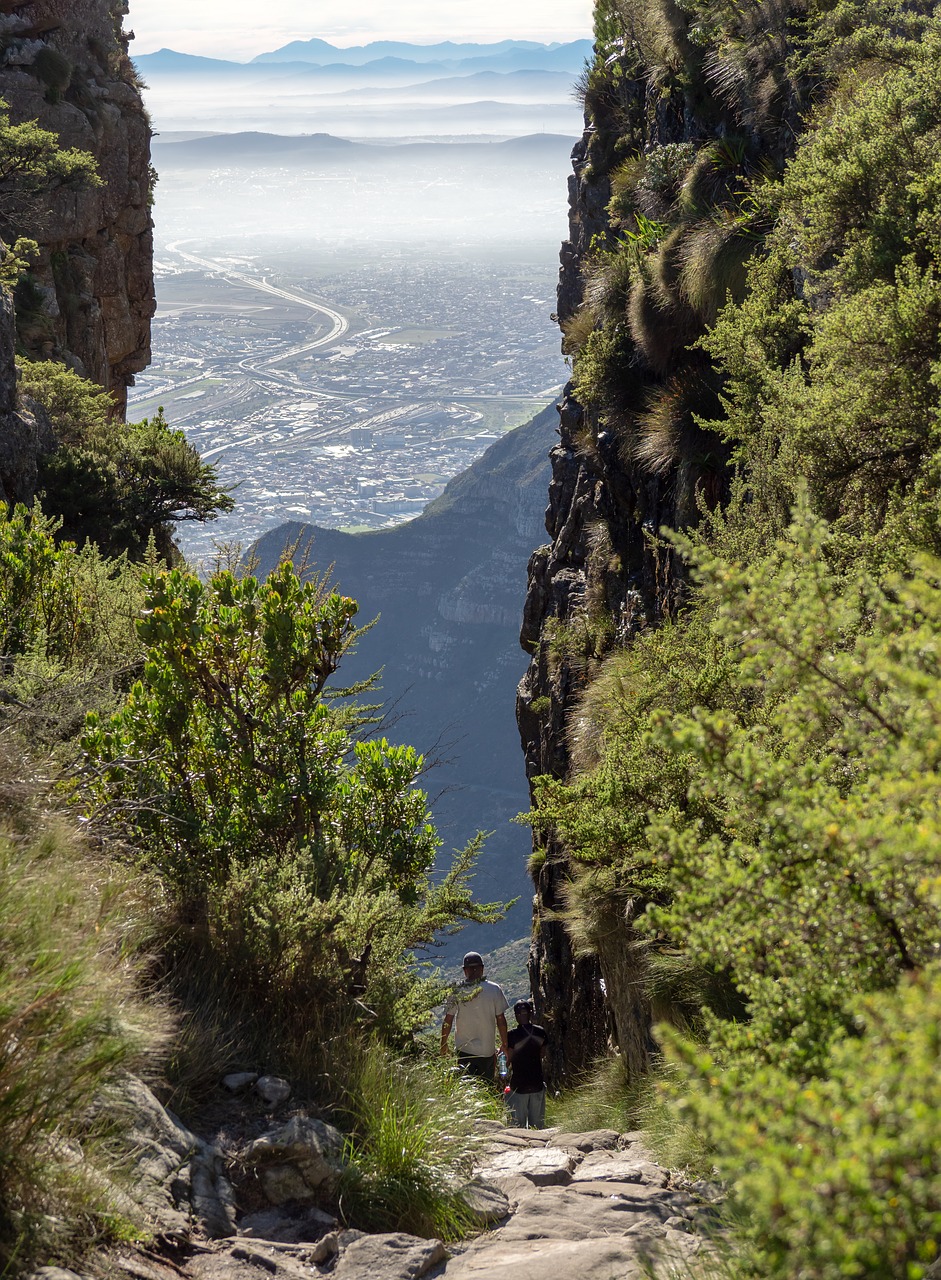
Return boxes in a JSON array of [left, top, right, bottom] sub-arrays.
[[19, 360, 233, 558], [82, 560, 502, 1056], [0, 503, 145, 746], [667, 968, 941, 1278]]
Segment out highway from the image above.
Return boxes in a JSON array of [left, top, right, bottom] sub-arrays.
[[166, 240, 350, 350]]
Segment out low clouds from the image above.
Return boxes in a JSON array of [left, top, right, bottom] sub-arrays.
[[129, 0, 593, 59]]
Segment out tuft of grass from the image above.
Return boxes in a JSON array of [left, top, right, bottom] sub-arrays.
[[333, 1043, 493, 1239], [547, 1053, 716, 1179], [0, 818, 168, 1273], [547, 1051, 639, 1133]]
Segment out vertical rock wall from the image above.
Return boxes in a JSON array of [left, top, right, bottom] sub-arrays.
[[517, 118, 681, 1081], [515, 32, 771, 1078], [0, 0, 153, 414]]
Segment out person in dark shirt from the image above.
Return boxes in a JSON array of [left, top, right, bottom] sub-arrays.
[[506, 999, 548, 1128]]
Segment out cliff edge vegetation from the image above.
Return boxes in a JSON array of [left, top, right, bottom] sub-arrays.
[[0, 10, 505, 1274], [521, 0, 941, 1273]]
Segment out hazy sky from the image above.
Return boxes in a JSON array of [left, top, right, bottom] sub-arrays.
[[128, 1, 595, 60]]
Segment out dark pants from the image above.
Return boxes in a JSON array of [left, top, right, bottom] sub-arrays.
[[457, 1053, 495, 1083]]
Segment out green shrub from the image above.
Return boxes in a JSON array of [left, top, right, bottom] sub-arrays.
[[666, 967, 941, 1278], [19, 360, 233, 558], [0, 503, 145, 747], [82, 561, 503, 1056]]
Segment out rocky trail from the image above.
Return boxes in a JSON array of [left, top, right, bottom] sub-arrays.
[[32, 1080, 716, 1280]]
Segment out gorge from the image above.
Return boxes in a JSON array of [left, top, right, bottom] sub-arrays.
[[2, 0, 941, 1277]]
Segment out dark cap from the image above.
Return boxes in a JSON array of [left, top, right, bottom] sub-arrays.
[[514, 999, 534, 1013], [462, 951, 484, 967]]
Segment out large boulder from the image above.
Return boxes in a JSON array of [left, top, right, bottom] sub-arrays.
[[243, 1115, 345, 1206]]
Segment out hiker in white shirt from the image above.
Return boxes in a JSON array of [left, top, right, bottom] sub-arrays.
[[440, 950, 509, 1084]]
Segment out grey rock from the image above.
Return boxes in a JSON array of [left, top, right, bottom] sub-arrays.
[[239, 1203, 336, 1244], [475, 1147, 576, 1187], [105, 1075, 235, 1238], [256, 1074, 292, 1106], [222, 1072, 259, 1092], [443, 1237, 652, 1279], [664, 1215, 692, 1232], [245, 1115, 345, 1205], [459, 1178, 511, 1226], [484, 1133, 540, 1150], [332, 1231, 448, 1280], [571, 1151, 670, 1187], [28, 1270, 88, 1280], [500, 1127, 553, 1146], [487, 1184, 695, 1242], [688, 1178, 726, 1204], [548, 1129, 620, 1153], [190, 1243, 314, 1280], [311, 1231, 340, 1262]]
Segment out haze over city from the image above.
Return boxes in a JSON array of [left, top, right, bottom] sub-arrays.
[[130, 9, 588, 558]]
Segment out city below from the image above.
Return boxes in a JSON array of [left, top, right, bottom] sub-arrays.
[[131, 236, 565, 563]]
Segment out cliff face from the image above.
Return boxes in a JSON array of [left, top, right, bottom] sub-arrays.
[[0, 0, 153, 413], [518, 126, 679, 1080], [516, 8, 804, 1078]]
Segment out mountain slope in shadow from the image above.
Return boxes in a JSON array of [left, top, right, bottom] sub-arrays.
[[250, 401, 557, 956]]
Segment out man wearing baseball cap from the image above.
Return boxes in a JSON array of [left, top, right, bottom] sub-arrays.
[[440, 951, 509, 1084]]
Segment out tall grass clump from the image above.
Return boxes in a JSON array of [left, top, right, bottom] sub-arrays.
[[547, 1052, 640, 1134], [546, 1054, 715, 1178], [334, 1043, 495, 1239], [0, 819, 165, 1272]]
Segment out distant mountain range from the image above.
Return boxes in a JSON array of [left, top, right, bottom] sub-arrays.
[[134, 38, 588, 79], [250, 38, 588, 66], [134, 40, 591, 86], [249, 401, 559, 956], [150, 130, 578, 167], [134, 38, 588, 138]]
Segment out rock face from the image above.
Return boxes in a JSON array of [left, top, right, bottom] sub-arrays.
[[516, 48, 752, 1079], [0, 276, 52, 504], [106, 1075, 237, 1239], [517, 132, 683, 1083], [0, 0, 154, 412]]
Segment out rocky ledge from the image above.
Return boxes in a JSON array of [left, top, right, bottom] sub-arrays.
[[34, 1079, 716, 1280]]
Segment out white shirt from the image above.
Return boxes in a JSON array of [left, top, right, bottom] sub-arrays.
[[446, 978, 509, 1056]]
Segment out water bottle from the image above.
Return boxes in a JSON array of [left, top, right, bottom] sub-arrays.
[[497, 1049, 508, 1080]]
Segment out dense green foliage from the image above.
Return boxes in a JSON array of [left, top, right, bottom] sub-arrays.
[[533, 0, 941, 1274], [19, 360, 233, 558], [82, 560, 501, 1051], [0, 502, 146, 745]]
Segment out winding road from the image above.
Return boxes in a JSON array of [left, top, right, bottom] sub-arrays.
[[166, 240, 350, 357]]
